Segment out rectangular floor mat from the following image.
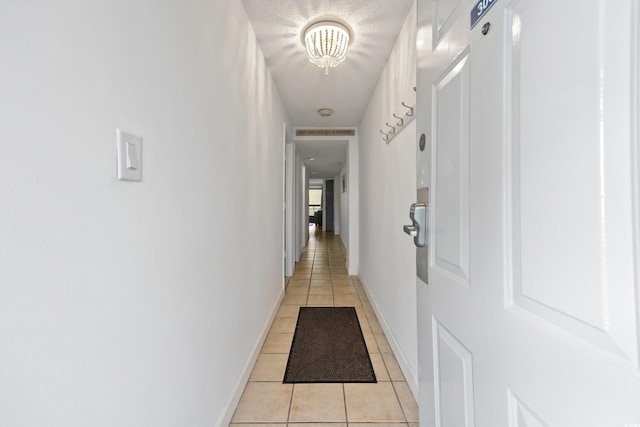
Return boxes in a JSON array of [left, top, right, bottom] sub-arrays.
[[283, 306, 377, 383]]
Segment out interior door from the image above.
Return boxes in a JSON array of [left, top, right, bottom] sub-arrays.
[[326, 179, 335, 232], [416, 1, 473, 425], [416, 0, 640, 425]]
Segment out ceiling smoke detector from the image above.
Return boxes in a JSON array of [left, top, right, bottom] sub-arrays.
[[318, 108, 333, 117]]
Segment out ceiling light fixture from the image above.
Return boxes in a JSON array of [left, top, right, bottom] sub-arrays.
[[318, 108, 333, 117], [303, 21, 351, 75]]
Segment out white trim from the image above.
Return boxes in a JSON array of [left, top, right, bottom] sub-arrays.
[[359, 274, 418, 398], [347, 133, 359, 275], [284, 142, 295, 277], [215, 288, 285, 427]]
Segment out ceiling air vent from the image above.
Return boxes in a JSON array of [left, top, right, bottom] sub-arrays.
[[296, 129, 355, 137]]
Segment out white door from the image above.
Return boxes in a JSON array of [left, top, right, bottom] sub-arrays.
[[416, 0, 640, 426]]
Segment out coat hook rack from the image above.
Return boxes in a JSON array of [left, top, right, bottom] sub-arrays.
[[401, 102, 414, 117], [380, 95, 416, 144], [385, 122, 396, 134]]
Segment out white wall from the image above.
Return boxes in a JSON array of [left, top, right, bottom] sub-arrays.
[[357, 2, 419, 396], [0, 1, 289, 426]]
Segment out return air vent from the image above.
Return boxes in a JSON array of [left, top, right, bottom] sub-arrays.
[[296, 129, 355, 137]]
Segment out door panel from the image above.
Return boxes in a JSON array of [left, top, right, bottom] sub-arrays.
[[433, 319, 475, 427], [417, 1, 473, 426], [507, 391, 546, 427], [326, 179, 334, 232], [434, 0, 466, 43], [432, 52, 470, 285], [505, 0, 640, 368], [417, 0, 640, 425]]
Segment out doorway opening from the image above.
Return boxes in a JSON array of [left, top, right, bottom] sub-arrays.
[[309, 185, 322, 227]]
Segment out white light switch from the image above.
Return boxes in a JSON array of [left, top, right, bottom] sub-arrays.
[[117, 129, 142, 181], [126, 142, 138, 169]]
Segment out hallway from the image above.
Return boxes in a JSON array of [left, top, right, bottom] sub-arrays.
[[230, 227, 418, 426]]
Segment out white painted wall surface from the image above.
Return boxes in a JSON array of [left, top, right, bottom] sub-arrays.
[[357, 2, 419, 396], [0, 1, 289, 426]]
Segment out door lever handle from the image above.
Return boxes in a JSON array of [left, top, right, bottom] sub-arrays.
[[403, 225, 417, 237], [403, 203, 427, 247]]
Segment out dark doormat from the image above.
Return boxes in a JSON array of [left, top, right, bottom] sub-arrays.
[[283, 306, 377, 383]]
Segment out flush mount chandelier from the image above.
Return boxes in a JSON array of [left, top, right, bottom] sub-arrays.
[[303, 21, 351, 75]]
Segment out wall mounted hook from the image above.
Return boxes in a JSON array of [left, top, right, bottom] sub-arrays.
[[385, 122, 396, 134], [393, 113, 404, 127], [401, 102, 414, 117]]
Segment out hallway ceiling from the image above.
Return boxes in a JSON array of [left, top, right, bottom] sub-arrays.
[[295, 139, 347, 179], [242, 0, 414, 180], [242, 0, 414, 128]]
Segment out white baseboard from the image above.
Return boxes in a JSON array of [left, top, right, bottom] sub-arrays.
[[358, 274, 419, 400], [215, 287, 285, 427]]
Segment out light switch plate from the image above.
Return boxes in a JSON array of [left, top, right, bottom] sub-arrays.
[[116, 129, 142, 181]]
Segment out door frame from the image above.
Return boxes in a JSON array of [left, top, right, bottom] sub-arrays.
[[284, 132, 295, 278]]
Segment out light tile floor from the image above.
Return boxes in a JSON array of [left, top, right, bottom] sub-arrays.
[[229, 226, 419, 427]]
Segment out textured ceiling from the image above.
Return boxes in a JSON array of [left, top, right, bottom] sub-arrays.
[[295, 139, 348, 179], [242, 0, 414, 178]]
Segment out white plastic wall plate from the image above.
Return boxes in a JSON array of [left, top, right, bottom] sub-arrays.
[[116, 129, 142, 181]]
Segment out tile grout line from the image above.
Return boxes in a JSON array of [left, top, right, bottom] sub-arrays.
[[286, 383, 295, 425], [342, 383, 349, 426], [391, 380, 411, 424]]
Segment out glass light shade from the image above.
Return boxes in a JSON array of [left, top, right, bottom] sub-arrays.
[[304, 22, 350, 75]]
